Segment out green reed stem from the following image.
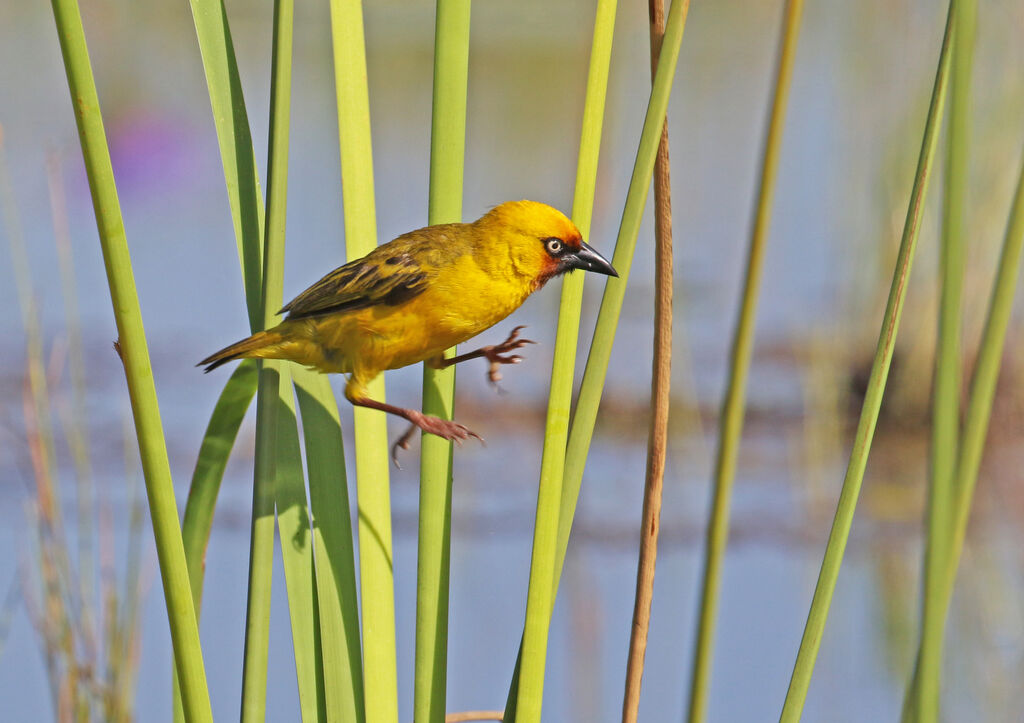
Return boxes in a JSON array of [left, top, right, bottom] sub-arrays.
[[257, 5, 323, 719], [294, 368, 365, 723], [240, 360, 281, 723], [911, 142, 1024, 721], [903, 1, 975, 720], [416, 2, 472, 722], [778, 5, 955, 719], [686, 2, 804, 720], [239, 1, 303, 716], [512, 3, 690, 722], [49, 1, 213, 720], [328, 2, 399, 720], [500, 2, 620, 715]]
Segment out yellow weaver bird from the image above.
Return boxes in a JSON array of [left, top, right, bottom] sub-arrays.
[[200, 200, 617, 456]]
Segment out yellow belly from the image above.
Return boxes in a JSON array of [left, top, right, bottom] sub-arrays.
[[281, 254, 533, 381]]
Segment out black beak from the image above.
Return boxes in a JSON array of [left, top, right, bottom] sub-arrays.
[[567, 241, 618, 277]]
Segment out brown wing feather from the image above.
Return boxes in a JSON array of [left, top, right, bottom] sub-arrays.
[[278, 226, 465, 320]]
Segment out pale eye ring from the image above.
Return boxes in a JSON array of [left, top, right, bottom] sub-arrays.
[[545, 237, 564, 255]]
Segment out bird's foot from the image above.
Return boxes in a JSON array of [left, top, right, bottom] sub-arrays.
[[483, 325, 536, 385], [390, 423, 417, 469], [390, 412, 484, 468]]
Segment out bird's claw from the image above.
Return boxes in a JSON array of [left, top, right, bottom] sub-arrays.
[[391, 412, 483, 468], [484, 326, 535, 386]]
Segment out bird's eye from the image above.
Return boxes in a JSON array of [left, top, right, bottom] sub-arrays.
[[544, 237, 564, 256]]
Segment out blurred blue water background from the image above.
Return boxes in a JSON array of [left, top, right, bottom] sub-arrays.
[[3, 0, 1024, 720]]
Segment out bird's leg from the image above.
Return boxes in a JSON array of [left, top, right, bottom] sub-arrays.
[[390, 423, 418, 468], [348, 396, 483, 467], [432, 325, 536, 385]]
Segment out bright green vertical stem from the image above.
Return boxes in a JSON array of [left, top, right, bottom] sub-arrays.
[[294, 368, 365, 723], [554, 0, 690, 593], [547, 0, 620, 582], [513, 2, 690, 722], [48, 1, 213, 721], [686, 1, 804, 721], [328, 2, 399, 720], [258, 4, 321, 719], [416, 2, 471, 722], [241, 1, 302, 717], [778, 5, 955, 720], [501, 1, 619, 717], [241, 362, 281, 723], [905, 1, 975, 721]]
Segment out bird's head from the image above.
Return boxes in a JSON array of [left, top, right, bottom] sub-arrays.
[[475, 200, 618, 289]]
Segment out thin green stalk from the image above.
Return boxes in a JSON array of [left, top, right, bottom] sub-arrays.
[[241, 2, 315, 718], [778, 5, 955, 719], [328, 2, 399, 720], [687, 1, 804, 720], [501, 0, 620, 714], [240, 360, 281, 723], [255, 4, 322, 720], [416, 2, 471, 722], [295, 367, 365, 723], [904, 1, 976, 720], [621, 0, 674, 719], [922, 142, 1024, 713], [49, 0, 213, 720], [513, 2, 690, 721]]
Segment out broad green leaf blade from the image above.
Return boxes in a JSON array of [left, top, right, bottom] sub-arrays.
[[294, 368, 365, 723], [182, 359, 259, 612], [186, 0, 265, 330], [274, 365, 321, 722]]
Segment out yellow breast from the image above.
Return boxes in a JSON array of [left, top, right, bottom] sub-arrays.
[[304, 253, 534, 379]]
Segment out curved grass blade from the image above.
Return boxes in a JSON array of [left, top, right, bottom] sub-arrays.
[[686, 2, 805, 720], [327, 1, 398, 720], [181, 359, 259, 611], [185, 0, 265, 330], [778, 5, 956, 719], [49, 0, 213, 719]]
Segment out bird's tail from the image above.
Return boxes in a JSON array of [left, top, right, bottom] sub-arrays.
[[199, 330, 285, 372]]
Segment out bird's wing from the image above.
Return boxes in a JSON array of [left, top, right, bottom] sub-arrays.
[[279, 231, 458, 320]]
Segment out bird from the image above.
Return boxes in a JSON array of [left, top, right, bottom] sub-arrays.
[[199, 200, 617, 460]]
